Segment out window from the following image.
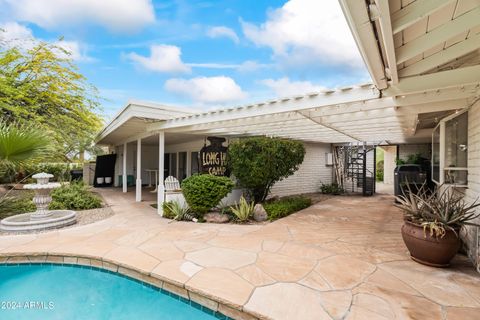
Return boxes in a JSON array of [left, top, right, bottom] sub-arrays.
[[178, 152, 187, 182], [444, 112, 468, 185], [191, 152, 199, 175], [432, 125, 440, 183], [431, 110, 468, 187]]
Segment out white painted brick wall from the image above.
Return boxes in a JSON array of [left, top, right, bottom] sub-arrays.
[[270, 142, 333, 197], [464, 100, 480, 270]]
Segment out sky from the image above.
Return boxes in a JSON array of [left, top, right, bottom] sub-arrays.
[[0, 0, 371, 120]]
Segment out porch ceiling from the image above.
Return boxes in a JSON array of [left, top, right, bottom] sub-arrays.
[[341, 0, 480, 90]]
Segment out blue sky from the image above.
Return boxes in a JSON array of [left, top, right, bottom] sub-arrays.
[[0, 0, 370, 119]]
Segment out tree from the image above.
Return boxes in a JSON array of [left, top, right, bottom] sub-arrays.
[[0, 38, 103, 162], [228, 137, 306, 203]]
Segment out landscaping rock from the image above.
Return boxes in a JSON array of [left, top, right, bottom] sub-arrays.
[[204, 212, 230, 224], [253, 204, 268, 222]]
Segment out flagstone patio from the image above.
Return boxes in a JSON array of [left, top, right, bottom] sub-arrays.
[[1, 189, 479, 320]]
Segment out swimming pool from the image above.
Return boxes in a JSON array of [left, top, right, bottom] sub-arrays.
[[0, 264, 230, 320]]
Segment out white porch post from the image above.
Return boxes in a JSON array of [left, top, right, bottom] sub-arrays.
[[186, 151, 192, 178], [136, 138, 142, 202], [157, 131, 165, 215], [122, 142, 127, 193]]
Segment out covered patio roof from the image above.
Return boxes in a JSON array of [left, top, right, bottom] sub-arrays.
[[97, 0, 480, 147]]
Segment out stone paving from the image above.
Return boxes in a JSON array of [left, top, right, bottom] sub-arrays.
[[1, 189, 480, 319]]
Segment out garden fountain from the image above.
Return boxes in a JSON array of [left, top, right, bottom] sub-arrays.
[[0, 173, 76, 232]]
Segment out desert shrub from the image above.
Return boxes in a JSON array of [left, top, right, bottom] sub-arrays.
[[49, 181, 102, 210], [230, 196, 255, 222], [0, 192, 36, 219], [320, 183, 344, 195], [263, 196, 311, 221], [228, 137, 305, 202], [181, 174, 234, 216]]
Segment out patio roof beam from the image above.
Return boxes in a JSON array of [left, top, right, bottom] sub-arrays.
[[398, 33, 480, 77], [385, 65, 480, 95], [391, 0, 455, 34], [391, 85, 480, 105], [149, 86, 380, 131], [396, 7, 480, 64], [374, 0, 398, 83], [297, 110, 363, 142]]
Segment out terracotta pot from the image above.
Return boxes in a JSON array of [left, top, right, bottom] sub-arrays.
[[401, 221, 460, 267]]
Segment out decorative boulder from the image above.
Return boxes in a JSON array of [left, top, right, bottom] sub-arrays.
[[253, 204, 268, 222], [204, 212, 230, 224]]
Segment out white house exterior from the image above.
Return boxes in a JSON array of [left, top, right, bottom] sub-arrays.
[[96, 0, 480, 268]]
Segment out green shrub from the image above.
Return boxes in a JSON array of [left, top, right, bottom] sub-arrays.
[[49, 181, 102, 210], [0, 192, 36, 219], [320, 183, 344, 195], [376, 160, 384, 182], [263, 196, 311, 221], [228, 137, 305, 203], [181, 174, 234, 216], [22, 162, 81, 182]]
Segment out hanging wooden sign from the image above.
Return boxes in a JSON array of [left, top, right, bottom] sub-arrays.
[[200, 137, 229, 176]]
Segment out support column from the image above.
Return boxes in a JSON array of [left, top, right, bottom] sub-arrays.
[[136, 138, 142, 202], [157, 131, 165, 215], [186, 151, 192, 178], [122, 142, 127, 193]]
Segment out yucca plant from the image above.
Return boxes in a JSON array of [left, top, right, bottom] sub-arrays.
[[396, 182, 480, 238], [230, 196, 255, 222]]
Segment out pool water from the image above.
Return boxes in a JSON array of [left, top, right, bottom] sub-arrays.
[[0, 264, 229, 320]]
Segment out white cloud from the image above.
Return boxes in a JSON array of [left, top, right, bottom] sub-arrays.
[[165, 76, 247, 104], [241, 0, 362, 68], [207, 26, 240, 44], [54, 40, 92, 62], [1, 0, 155, 32], [0, 21, 35, 48], [0, 22, 91, 61], [127, 45, 191, 73], [260, 77, 326, 97]]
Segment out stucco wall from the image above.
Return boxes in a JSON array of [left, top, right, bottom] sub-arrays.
[[270, 142, 333, 197], [463, 100, 480, 270]]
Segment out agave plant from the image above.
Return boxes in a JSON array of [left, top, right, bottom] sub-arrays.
[[165, 200, 190, 221], [396, 182, 480, 238], [230, 196, 255, 222]]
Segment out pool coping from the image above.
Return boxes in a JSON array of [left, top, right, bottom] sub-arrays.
[[0, 253, 261, 320]]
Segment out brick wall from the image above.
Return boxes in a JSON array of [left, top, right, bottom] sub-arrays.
[[464, 100, 480, 270], [270, 142, 333, 197]]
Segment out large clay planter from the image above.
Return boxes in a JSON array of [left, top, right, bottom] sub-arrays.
[[401, 221, 460, 267]]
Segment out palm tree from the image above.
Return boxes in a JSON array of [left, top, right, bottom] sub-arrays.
[[0, 121, 51, 175]]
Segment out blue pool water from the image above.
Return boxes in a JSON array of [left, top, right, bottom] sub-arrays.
[[0, 264, 228, 320]]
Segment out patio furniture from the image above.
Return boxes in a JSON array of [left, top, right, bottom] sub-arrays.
[[164, 176, 186, 207], [145, 169, 158, 193]]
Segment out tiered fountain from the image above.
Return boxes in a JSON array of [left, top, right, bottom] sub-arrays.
[[0, 173, 76, 232]]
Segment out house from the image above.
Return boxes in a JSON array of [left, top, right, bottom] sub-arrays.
[[96, 0, 480, 268]]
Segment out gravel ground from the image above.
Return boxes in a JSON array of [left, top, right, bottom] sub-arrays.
[[0, 206, 114, 236]]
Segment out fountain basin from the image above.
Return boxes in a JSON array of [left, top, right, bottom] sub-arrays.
[[0, 210, 76, 232]]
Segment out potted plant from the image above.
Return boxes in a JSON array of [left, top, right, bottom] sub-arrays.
[[396, 183, 480, 267]]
